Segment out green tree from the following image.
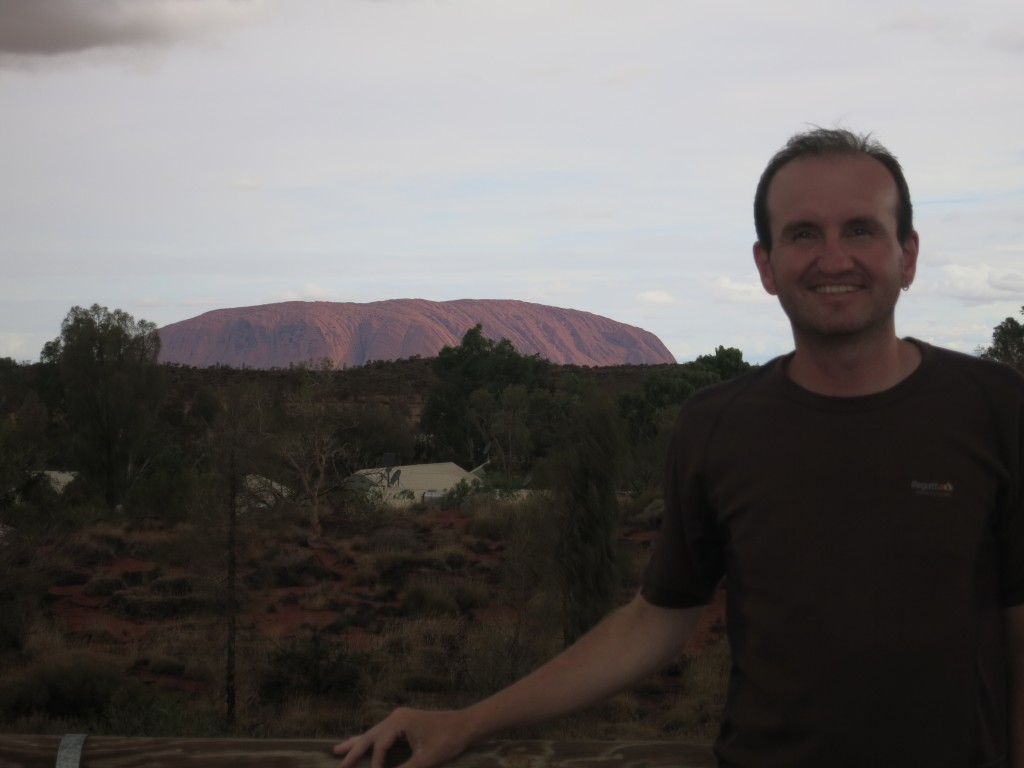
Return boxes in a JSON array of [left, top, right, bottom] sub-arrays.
[[41, 305, 164, 506], [0, 361, 52, 504], [200, 381, 270, 727], [554, 394, 623, 646], [467, 384, 531, 481], [421, 325, 550, 468], [979, 306, 1024, 372], [694, 345, 752, 381], [278, 362, 352, 539], [0, 392, 49, 504], [341, 401, 415, 469]]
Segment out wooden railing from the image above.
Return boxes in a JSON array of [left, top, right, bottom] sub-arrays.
[[0, 734, 716, 767]]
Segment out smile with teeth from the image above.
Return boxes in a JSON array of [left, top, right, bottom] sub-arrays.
[[813, 285, 859, 294]]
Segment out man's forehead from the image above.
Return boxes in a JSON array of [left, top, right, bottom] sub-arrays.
[[766, 154, 899, 222]]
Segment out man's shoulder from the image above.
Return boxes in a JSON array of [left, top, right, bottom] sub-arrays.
[[679, 357, 783, 417], [918, 339, 1024, 395]]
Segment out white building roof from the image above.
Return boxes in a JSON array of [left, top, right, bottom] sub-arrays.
[[352, 462, 477, 505]]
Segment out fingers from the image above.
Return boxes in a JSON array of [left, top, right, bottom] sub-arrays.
[[334, 727, 399, 768], [335, 708, 466, 768]]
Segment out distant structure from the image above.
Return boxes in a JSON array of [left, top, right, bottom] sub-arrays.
[[347, 462, 478, 507], [157, 299, 676, 368]]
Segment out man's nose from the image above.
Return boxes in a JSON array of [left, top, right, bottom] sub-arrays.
[[816, 234, 855, 272]]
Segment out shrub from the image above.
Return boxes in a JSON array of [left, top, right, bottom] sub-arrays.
[[147, 656, 187, 676], [135, 524, 215, 569], [659, 639, 731, 740], [441, 479, 478, 507], [0, 539, 46, 651], [453, 582, 490, 613], [258, 633, 365, 706], [245, 552, 337, 590], [402, 672, 455, 693], [149, 575, 195, 597], [49, 566, 91, 587], [463, 497, 517, 541], [106, 591, 214, 620], [433, 544, 468, 571], [0, 653, 126, 721], [398, 580, 459, 617], [463, 615, 558, 695], [61, 527, 125, 566], [352, 549, 436, 587], [367, 526, 422, 553], [120, 567, 159, 587], [102, 681, 220, 737], [82, 574, 124, 597]]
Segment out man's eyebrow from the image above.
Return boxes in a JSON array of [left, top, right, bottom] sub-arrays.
[[845, 215, 882, 228], [779, 220, 819, 236]]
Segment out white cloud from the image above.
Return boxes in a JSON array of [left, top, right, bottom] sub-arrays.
[[989, 27, 1024, 53], [932, 265, 1024, 303], [636, 290, 675, 305], [264, 283, 346, 303], [0, 0, 1020, 362], [713, 277, 773, 304], [0, 332, 47, 363], [990, 272, 1024, 293]]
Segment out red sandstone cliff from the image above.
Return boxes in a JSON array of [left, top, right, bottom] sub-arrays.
[[157, 299, 675, 368]]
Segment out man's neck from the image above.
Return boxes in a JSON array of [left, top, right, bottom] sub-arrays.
[[785, 334, 921, 397]]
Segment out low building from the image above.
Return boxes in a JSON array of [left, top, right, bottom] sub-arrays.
[[348, 462, 478, 507]]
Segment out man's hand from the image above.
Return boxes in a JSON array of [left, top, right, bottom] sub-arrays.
[[333, 596, 701, 768], [334, 707, 471, 768]]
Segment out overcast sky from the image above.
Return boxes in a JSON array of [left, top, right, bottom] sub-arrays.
[[2, 0, 1022, 364]]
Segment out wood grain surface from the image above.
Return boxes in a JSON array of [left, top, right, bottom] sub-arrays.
[[0, 735, 716, 768]]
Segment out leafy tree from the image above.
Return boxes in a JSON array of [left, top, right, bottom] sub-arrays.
[[467, 384, 531, 481], [979, 306, 1024, 372], [40, 305, 164, 506], [693, 345, 751, 381], [617, 347, 752, 493], [341, 401, 416, 470], [0, 361, 51, 504], [277, 362, 351, 539], [421, 325, 551, 468], [200, 381, 271, 727], [0, 392, 49, 505], [554, 394, 623, 645]]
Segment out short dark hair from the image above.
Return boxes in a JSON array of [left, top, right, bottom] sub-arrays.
[[753, 127, 914, 253]]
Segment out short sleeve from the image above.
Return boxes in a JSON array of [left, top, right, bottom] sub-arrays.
[[641, 406, 725, 608], [997, 374, 1024, 606]]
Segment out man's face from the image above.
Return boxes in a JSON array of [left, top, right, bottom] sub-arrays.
[[753, 154, 918, 346]]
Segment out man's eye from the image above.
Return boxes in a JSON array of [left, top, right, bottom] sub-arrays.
[[793, 230, 815, 240]]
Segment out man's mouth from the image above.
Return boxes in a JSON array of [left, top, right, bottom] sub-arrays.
[[812, 285, 859, 294]]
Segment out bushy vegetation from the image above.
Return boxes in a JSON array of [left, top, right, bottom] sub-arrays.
[[0, 487, 732, 741], [0, 305, 746, 740], [978, 304, 1024, 372]]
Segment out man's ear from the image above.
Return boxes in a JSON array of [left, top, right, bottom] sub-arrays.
[[901, 231, 919, 289], [753, 242, 778, 296]]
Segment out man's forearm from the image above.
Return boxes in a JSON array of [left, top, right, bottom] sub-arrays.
[[460, 594, 703, 743]]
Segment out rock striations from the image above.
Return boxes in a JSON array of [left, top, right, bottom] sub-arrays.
[[158, 299, 675, 368]]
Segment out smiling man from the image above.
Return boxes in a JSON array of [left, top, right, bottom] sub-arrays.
[[335, 128, 1024, 768], [751, 133, 921, 396]]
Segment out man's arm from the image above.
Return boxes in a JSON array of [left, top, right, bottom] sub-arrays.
[[1008, 604, 1024, 768], [334, 593, 703, 768]]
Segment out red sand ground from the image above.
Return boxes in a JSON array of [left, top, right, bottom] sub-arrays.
[[45, 507, 726, 696]]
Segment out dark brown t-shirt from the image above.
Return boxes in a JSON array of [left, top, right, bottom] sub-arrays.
[[642, 340, 1024, 768]]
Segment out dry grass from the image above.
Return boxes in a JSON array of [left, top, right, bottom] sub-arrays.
[[1, 491, 725, 743]]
